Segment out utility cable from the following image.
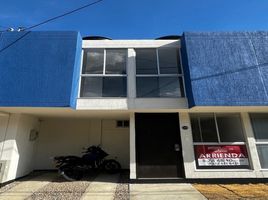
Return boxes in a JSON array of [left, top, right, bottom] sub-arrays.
[[0, 32, 30, 53], [0, 0, 104, 53], [23, 0, 104, 31]]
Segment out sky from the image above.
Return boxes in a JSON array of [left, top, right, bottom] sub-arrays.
[[1, 0, 268, 39]]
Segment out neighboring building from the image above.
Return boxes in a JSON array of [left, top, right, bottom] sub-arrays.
[[0, 31, 268, 182]]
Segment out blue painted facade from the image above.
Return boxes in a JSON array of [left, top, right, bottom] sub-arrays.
[[181, 31, 268, 107], [1, 31, 268, 108], [0, 31, 82, 108]]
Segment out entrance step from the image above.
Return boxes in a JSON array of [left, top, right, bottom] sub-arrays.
[[130, 183, 207, 200]]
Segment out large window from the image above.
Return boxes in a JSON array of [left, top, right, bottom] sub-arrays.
[[190, 113, 249, 169], [80, 49, 127, 97], [135, 48, 184, 98], [191, 113, 245, 143], [250, 113, 268, 169]]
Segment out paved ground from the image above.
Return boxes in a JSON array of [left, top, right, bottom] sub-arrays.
[[0, 172, 206, 200], [130, 183, 206, 200]]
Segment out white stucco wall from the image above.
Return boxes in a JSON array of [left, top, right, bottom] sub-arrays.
[[15, 115, 39, 178], [0, 114, 39, 183], [34, 118, 129, 170]]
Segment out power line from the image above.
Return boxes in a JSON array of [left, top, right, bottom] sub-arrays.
[[23, 0, 104, 31], [0, 32, 30, 53], [0, 0, 104, 53]]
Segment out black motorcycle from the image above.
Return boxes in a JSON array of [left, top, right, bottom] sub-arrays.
[[54, 145, 121, 181]]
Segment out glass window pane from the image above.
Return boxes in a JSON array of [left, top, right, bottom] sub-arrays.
[[136, 77, 158, 97], [200, 114, 218, 142], [250, 113, 268, 141], [257, 145, 268, 168], [117, 121, 123, 127], [82, 49, 104, 74], [124, 120, 129, 127], [159, 77, 183, 97], [105, 49, 127, 74], [158, 48, 181, 74], [80, 77, 102, 97], [217, 114, 245, 142], [103, 77, 126, 97], [190, 115, 202, 142], [136, 49, 158, 74]]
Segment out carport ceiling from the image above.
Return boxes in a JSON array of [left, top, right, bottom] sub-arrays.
[[0, 107, 130, 119]]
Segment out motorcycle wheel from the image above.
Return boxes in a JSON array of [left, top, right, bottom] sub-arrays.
[[103, 159, 121, 174], [59, 166, 84, 181]]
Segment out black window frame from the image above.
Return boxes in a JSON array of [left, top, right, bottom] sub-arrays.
[[80, 48, 128, 98], [135, 48, 185, 98]]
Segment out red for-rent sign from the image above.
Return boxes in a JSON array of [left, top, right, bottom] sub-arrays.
[[195, 145, 249, 167]]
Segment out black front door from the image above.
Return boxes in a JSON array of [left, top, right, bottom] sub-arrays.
[[135, 113, 184, 178]]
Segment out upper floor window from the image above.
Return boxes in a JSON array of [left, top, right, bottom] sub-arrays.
[[135, 48, 184, 98], [80, 49, 127, 97]]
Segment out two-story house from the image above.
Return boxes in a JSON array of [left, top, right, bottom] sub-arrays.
[[0, 31, 268, 183]]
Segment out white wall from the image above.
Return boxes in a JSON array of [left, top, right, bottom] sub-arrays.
[[34, 118, 129, 170], [34, 119, 90, 169], [101, 120, 129, 168], [15, 115, 40, 177], [0, 114, 39, 183], [0, 114, 9, 160]]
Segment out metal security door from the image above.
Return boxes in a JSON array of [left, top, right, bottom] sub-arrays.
[[135, 113, 184, 178]]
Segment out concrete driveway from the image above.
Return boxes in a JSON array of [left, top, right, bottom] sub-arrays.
[[0, 172, 206, 200]]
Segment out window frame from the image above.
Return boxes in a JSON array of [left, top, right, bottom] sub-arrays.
[[191, 113, 246, 145], [191, 113, 251, 170], [135, 48, 185, 98], [249, 113, 268, 169], [116, 120, 130, 128], [79, 48, 128, 98]]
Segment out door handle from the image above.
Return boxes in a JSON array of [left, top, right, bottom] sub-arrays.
[[174, 144, 180, 152]]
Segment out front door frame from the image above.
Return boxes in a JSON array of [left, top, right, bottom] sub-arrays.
[[134, 112, 184, 179]]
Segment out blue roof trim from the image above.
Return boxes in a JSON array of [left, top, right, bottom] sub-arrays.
[[0, 31, 82, 107], [182, 31, 268, 107]]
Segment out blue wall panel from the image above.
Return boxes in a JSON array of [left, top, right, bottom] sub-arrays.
[[70, 34, 82, 109], [182, 31, 268, 107], [0, 31, 82, 107]]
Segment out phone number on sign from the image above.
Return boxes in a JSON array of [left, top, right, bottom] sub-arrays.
[[198, 158, 249, 166]]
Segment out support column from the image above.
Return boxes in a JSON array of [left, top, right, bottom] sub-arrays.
[[179, 112, 195, 178], [127, 49, 136, 99], [128, 49, 137, 178], [241, 112, 262, 176], [129, 112, 136, 179]]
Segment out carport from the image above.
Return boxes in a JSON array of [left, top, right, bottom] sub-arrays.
[[0, 108, 130, 183]]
